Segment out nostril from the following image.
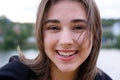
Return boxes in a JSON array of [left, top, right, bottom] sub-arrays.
[[59, 36, 74, 44], [60, 43, 73, 49]]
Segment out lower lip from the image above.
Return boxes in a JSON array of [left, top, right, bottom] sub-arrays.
[[56, 53, 77, 62]]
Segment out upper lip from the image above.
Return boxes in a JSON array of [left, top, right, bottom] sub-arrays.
[[56, 50, 78, 52]]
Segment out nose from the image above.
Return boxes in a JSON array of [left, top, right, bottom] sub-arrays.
[[59, 29, 74, 48]]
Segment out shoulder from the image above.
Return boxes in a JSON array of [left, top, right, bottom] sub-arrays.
[[95, 69, 112, 80], [0, 56, 37, 80]]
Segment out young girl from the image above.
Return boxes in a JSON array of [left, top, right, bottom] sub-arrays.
[[0, 0, 112, 80]]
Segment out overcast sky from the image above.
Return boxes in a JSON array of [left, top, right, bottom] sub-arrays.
[[0, 0, 120, 23]]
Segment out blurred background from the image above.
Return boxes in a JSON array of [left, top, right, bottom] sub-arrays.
[[0, 0, 120, 80]]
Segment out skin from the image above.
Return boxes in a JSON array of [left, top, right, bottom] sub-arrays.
[[43, 1, 93, 80]]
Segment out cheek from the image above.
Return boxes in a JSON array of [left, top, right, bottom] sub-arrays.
[[44, 33, 58, 43], [44, 33, 52, 48], [44, 35, 50, 43], [44, 33, 53, 57], [44, 33, 58, 51], [77, 36, 92, 65], [77, 32, 92, 53]]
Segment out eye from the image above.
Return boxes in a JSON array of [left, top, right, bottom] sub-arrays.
[[73, 25, 84, 30], [48, 25, 60, 30]]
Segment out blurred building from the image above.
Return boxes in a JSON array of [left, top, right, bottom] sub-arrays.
[[0, 28, 4, 43], [112, 22, 120, 36], [103, 22, 120, 36], [102, 22, 120, 47]]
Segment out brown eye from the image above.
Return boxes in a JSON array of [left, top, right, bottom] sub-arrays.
[[73, 26, 84, 30], [48, 26, 60, 30]]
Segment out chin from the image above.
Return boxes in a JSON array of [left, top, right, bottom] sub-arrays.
[[57, 65, 78, 72]]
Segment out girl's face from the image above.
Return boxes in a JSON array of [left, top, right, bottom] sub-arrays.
[[43, 1, 92, 72]]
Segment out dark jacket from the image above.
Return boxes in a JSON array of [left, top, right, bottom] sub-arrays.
[[0, 56, 112, 80]]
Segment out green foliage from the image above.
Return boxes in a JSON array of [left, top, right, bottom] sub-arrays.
[[0, 16, 35, 50], [3, 27, 17, 49], [115, 35, 120, 49], [102, 19, 120, 27], [17, 23, 34, 48], [102, 31, 114, 39], [20, 23, 33, 39]]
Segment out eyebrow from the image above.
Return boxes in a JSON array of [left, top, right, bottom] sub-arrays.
[[44, 19, 88, 24], [71, 19, 88, 24], [44, 19, 60, 24]]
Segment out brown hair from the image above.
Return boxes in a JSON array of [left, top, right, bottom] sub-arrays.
[[19, 0, 102, 80]]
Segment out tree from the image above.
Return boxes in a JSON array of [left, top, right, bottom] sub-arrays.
[[115, 35, 120, 49], [102, 31, 114, 39]]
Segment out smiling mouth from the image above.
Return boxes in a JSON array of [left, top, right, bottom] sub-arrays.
[[56, 50, 78, 57]]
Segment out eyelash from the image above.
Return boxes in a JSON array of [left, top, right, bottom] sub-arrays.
[[72, 25, 85, 30], [47, 25, 60, 30], [45, 25, 86, 31]]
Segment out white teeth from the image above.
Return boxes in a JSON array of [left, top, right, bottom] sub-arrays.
[[58, 51, 76, 57]]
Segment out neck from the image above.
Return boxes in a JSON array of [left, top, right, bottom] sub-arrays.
[[51, 71, 76, 80], [51, 64, 77, 80]]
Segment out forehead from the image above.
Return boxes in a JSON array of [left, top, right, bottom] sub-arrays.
[[44, 0, 87, 22]]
